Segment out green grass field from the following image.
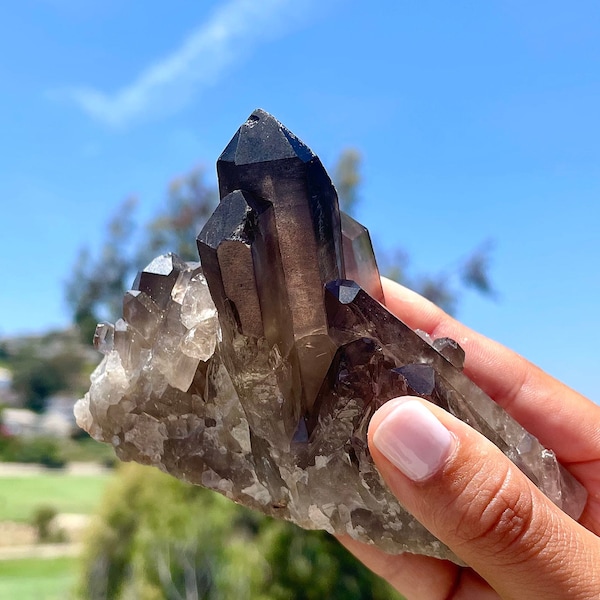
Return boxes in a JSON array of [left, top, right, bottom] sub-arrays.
[[0, 472, 111, 598], [58, 438, 117, 465], [0, 556, 78, 599], [0, 473, 111, 522]]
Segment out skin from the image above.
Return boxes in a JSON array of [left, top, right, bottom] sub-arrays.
[[337, 277, 600, 600]]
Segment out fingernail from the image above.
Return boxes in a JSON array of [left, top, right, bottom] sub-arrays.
[[372, 399, 455, 481]]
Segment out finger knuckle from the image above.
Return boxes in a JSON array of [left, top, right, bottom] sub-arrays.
[[440, 459, 545, 562]]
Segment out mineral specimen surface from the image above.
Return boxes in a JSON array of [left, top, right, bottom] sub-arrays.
[[75, 109, 587, 563]]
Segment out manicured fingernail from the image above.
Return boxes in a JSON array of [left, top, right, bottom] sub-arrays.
[[372, 399, 455, 481]]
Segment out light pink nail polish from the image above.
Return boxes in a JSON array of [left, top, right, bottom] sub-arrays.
[[373, 399, 455, 481]]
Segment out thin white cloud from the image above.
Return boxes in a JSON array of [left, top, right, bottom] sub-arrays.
[[55, 0, 314, 127]]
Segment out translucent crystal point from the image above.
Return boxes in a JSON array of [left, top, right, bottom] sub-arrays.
[[93, 322, 114, 355], [341, 211, 384, 303]]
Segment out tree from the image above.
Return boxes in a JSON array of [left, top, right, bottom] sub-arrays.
[[79, 463, 255, 600], [8, 331, 86, 413], [0, 340, 9, 362], [79, 463, 402, 600], [335, 148, 494, 315], [67, 169, 217, 345], [67, 196, 139, 344], [334, 148, 362, 216], [142, 166, 218, 264]]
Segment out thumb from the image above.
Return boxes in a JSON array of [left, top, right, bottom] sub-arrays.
[[368, 396, 600, 599]]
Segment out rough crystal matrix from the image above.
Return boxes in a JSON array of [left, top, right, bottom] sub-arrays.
[[75, 109, 587, 563]]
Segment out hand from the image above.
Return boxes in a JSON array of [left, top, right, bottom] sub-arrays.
[[338, 277, 600, 599]]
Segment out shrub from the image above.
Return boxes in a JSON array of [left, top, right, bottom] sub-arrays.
[[0, 436, 66, 468], [31, 504, 58, 542], [78, 463, 403, 600]]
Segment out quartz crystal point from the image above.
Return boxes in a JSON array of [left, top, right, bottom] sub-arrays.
[[212, 109, 343, 412], [75, 109, 588, 564], [341, 212, 384, 303]]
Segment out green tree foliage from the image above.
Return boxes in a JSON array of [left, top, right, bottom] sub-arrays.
[[334, 148, 495, 314], [0, 435, 66, 467], [31, 504, 63, 542], [335, 148, 362, 215], [80, 463, 255, 600], [67, 168, 217, 344], [0, 340, 9, 362], [142, 166, 218, 264], [79, 463, 402, 600], [259, 521, 400, 600], [67, 197, 139, 344], [8, 332, 86, 412], [380, 240, 495, 316]]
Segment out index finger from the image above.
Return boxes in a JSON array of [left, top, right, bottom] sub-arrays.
[[381, 277, 600, 465]]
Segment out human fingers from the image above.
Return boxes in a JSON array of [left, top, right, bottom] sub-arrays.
[[337, 534, 499, 600], [369, 396, 600, 599], [380, 277, 600, 467]]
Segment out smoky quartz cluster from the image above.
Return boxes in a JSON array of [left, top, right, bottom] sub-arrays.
[[75, 110, 587, 563]]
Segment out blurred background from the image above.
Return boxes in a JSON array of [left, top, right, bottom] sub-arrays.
[[0, 1, 598, 598]]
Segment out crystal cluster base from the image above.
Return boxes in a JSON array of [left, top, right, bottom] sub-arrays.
[[75, 110, 587, 563]]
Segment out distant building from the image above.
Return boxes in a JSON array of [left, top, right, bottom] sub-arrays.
[[0, 367, 11, 389], [2, 408, 41, 437], [0, 367, 17, 406], [42, 394, 78, 437], [1, 395, 77, 438]]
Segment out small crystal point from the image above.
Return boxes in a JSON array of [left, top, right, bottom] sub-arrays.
[[328, 279, 361, 306], [197, 190, 265, 339], [93, 322, 114, 355], [123, 290, 163, 343], [341, 212, 384, 303], [394, 364, 436, 396], [432, 337, 466, 370], [133, 253, 188, 310]]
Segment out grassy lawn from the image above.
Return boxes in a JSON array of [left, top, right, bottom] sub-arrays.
[[0, 473, 111, 522], [0, 556, 78, 599], [59, 438, 117, 465]]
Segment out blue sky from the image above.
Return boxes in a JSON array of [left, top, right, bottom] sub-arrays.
[[1, 0, 598, 402]]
